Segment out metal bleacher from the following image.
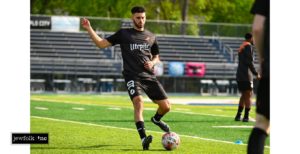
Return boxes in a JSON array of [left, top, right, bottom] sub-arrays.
[[30, 30, 122, 77], [155, 35, 236, 78], [31, 29, 241, 79], [157, 36, 227, 63], [220, 37, 259, 64]]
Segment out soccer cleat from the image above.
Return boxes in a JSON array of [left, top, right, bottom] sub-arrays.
[[142, 135, 153, 150], [234, 114, 241, 121], [242, 117, 249, 122], [151, 117, 170, 132]]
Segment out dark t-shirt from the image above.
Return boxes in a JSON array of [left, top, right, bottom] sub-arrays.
[[251, 0, 270, 78], [106, 28, 159, 77], [236, 41, 258, 81]]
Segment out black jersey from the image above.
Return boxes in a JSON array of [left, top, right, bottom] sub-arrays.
[[106, 28, 159, 77], [251, 0, 269, 78], [236, 41, 258, 81]]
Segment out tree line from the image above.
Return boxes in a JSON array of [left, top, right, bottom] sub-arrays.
[[31, 0, 255, 24]]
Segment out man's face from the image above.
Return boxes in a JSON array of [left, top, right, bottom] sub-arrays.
[[132, 12, 146, 29], [250, 37, 254, 44]]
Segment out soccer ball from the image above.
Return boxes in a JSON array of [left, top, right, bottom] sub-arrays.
[[161, 132, 180, 150]]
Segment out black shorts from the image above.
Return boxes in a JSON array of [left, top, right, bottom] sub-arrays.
[[237, 81, 253, 91], [123, 74, 168, 101], [256, 78, 270, 120]]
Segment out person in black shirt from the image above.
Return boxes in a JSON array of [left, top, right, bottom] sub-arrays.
[[82, 6, 171, 150], [235, 33, 260, 122], [248, 0, 270, 154]]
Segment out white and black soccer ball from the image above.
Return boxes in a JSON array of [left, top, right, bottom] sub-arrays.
[[161, 132, 180, 150]]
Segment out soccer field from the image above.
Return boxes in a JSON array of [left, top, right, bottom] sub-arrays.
[[30, 94, 270, 154]]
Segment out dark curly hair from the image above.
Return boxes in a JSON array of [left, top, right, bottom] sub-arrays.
[[131, 6, 145, 14], [245, 33, 252, 40]]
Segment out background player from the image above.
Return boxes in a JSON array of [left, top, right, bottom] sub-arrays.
[[248, 0, 270, 153], [235, 33, 260, 122], [82, 6, 171, 150]]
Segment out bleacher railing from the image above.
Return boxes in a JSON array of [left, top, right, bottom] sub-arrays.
[[212, 32, 235, 63], [31, 15, 251, 37]]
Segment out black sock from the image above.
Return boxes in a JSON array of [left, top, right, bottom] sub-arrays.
[[244, 108, 251, 118], [135, 121, 146, 140], [247, 128, 268, 154], [153, 112, 163, 122], [236, 106, 244, 116]]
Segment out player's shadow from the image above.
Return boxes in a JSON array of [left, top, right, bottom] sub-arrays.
[[31, 144, 165, 152], [79, 144, 118, 149], [161, 119, 229, 123], [83, 119, 227, 123], [121, 148, 168, 152], [31, 144, 119, 150], [81, 119, 133, 123], [82, 120, 225, 124]]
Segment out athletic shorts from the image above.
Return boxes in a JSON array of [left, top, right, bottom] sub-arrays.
[[123, 73, 168, 101], [237, 81, 253, 91], [256, 78, 270, 120]]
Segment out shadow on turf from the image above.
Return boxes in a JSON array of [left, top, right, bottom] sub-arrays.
[[81, 119, 133, 122], [31, 144, 117, 150], [121, 149, 167, 152], [81, 119, 228, 123], [31, 145, 166, 152], [166, 119, 231, 122], [80, 145, 119, 149]]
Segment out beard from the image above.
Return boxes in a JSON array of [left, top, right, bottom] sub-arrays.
[[133, 20, 144, 29]]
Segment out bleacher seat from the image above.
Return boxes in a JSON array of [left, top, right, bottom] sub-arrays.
[[220, 38, 259, 64], [30, 30, 121, 76], [30, 29, 243, 79]]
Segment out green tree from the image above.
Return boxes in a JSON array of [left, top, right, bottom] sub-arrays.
[[30, 0, 254, 36], [31, 0, 254, 23]]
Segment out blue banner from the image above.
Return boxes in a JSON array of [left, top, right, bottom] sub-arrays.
[[168, 62, 184, 76]]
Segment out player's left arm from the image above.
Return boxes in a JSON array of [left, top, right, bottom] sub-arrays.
[[144, 38, 161, 70], [151, 54, 160, 66]]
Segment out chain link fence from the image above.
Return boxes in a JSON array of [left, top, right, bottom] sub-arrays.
[[87, 16, 251, 37], [31, 15, 251, 37]]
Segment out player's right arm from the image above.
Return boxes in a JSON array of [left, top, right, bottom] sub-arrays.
[[81, 18, 111, 48]]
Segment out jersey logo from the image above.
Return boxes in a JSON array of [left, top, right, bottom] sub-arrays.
[[130, 43, 150, 51]]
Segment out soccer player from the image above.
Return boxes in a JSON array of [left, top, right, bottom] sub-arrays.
[[82, 6, 171, 150], [235, 32, 260, 122], [248, 0, 270, 153]]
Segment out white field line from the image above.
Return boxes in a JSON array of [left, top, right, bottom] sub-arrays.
[[72, 107, 85, 111], [215, 109, 223, 112], [171, 110, 233, 118], [31, 116, 269, 149], [144, 108, 156, 111], [212, 125, 253, 128], [174, 108, 190, 111], [34, 107, 48, 110], [31, 98, 234, 118], [31, 98, 126, 108], [107, 107, 121, 110]]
